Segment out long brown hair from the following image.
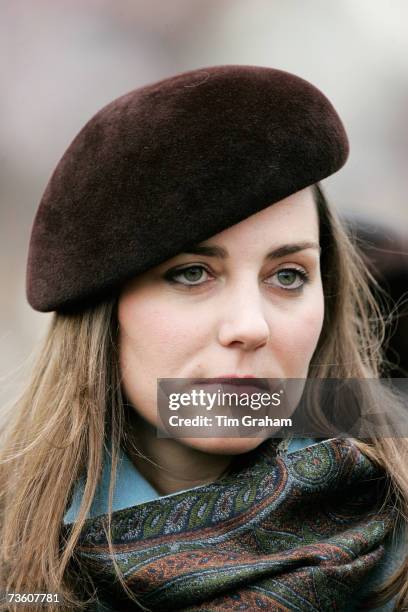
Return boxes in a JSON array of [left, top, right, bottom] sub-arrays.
[[1, 184, 407, 610]]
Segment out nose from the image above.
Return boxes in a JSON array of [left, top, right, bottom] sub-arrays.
[[217, 283, 270, 351]]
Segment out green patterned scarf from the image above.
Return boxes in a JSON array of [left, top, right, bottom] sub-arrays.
[[65, 438, 396, 611]]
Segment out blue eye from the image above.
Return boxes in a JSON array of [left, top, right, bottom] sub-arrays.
[[165, 265, 210, 286], [266, 268, 309, 290]]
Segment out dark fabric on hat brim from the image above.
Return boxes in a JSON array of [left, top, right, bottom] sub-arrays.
[[26, 64, 349, 312]]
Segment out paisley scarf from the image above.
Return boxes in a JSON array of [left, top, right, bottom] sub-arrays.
[[64, 438, 397, 611]]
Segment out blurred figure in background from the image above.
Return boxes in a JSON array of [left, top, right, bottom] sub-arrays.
[[347, 217, 408, 377]]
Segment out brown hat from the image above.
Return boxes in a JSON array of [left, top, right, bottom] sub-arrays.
[[26, 65, 349, 312]]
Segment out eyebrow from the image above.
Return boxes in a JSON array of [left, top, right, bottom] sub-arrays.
[[182, 241, 321, 260]]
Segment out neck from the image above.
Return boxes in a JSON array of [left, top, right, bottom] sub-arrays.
[[122, 407, 233, 496]]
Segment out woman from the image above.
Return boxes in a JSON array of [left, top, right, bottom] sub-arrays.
[[1, 65, 407, 611]]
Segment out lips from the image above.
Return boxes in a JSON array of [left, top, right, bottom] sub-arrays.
[[191, 377, 271, 392]]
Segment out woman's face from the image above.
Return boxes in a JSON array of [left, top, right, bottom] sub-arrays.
[[118, 187, 324, 455]]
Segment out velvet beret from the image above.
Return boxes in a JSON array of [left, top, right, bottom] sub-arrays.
[[26, 64, 349, 312]]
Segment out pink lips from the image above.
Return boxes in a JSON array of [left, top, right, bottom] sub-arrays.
[[194, 374, 256, 381], [212, 375, 256, 380], [192, 376, 270, 393]]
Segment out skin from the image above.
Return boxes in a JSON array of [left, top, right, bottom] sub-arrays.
[[118, 187, 324, 495]]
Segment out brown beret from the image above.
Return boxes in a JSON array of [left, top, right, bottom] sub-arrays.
[[26, 64, 349, 312]]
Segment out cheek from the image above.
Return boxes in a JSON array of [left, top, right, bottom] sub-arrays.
[[118, 295, 213, 427], [118, 296, 210, 378], [273, 292, 324, 375], [118, 298, 173, 426]]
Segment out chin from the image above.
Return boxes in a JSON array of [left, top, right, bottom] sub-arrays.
[[180, 436, 266, 456]]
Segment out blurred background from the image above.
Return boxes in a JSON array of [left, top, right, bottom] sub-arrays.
[[1, 0, 408, 410]]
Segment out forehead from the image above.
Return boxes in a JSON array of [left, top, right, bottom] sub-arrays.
[[201, 187, 318, 250]]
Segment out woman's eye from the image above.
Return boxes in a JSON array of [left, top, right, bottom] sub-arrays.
[[164, 265, 308, 290], [165, 265, 211, 286], [266, 268, 309, 291]]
